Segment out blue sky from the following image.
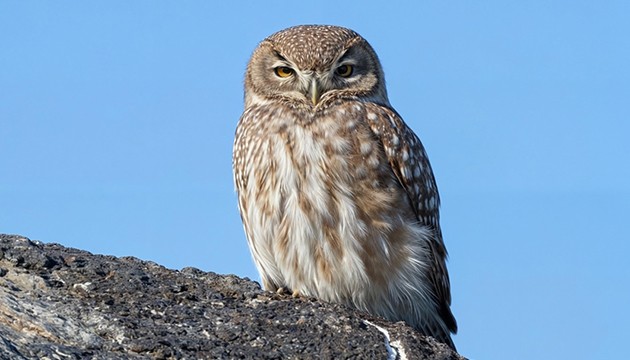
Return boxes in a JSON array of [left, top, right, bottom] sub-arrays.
[[1, 2, 628, 359]]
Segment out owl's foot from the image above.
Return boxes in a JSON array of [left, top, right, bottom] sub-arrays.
[[275, 287, 300, 298], [276, 287, 289, 295]]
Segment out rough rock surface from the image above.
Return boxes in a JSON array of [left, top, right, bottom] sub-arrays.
[[0, 234, 465, 359]]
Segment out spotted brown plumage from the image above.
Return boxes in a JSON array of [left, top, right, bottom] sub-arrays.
[[233, 25, 457, 349]]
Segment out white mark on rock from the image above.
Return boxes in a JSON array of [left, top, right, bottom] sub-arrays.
[[362, 320, 407, 360]]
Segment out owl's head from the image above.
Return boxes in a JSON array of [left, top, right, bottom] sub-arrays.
[[244, 25, 389, 109]]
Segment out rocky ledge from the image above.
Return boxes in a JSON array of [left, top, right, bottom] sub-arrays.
[[0, 234, 464, 359]]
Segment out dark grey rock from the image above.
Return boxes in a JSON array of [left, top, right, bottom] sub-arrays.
[[0, 234, 465, 359]]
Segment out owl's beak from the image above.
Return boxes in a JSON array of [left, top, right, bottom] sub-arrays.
[[308, 78, 321, 106]]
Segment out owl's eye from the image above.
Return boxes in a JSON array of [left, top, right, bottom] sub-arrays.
[[335, 64, 353, 77], [274, 66, 294, 78]]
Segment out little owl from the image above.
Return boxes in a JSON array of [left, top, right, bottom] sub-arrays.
[[233, 25, 457, 348]]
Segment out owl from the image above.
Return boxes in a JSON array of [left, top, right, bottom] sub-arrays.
[[233, 25, 457, 349]]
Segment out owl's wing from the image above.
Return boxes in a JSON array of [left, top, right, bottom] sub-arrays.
[[364, 104, 457, 334]]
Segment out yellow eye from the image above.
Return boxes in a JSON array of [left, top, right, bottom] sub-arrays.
[[274, 66, 294, 78], [335, 64, 353, 77]]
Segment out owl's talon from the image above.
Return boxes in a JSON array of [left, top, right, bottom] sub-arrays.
[[292, 290, 300, 298]]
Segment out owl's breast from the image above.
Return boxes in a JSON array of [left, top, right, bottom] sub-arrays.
[[261, 104, 399, 214], [236, 103, 417, 300]]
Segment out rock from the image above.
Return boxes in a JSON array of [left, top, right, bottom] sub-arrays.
[[0, 234, 465, 359]]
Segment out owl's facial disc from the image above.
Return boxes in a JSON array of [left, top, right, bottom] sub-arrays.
[[281, 66, 358, 106], [267, 48, 365, 107]]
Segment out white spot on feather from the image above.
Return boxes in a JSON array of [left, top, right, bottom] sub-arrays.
[[401, 149, 409, 162]]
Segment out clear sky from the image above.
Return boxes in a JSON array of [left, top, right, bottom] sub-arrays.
[[1, 2, 628, 359]]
